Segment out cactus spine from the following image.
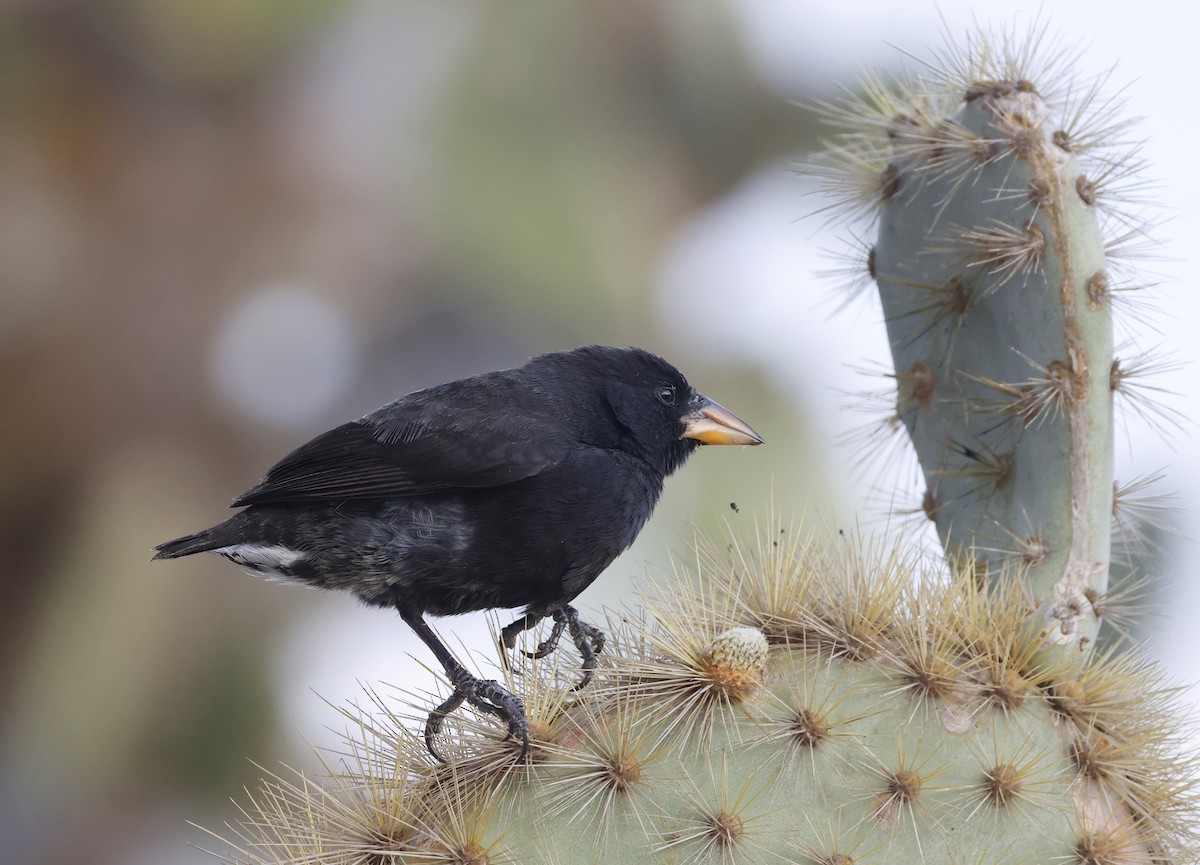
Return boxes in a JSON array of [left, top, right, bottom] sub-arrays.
[[201, 22, 1197, 865]]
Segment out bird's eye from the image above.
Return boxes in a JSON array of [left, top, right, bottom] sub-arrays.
[[656, 385, 677, 406]]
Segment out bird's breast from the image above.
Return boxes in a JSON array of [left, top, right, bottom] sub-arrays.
[[519, 451, 663, 580]]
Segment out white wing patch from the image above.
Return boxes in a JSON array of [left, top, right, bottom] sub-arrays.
[[215, 544, 306, 582]]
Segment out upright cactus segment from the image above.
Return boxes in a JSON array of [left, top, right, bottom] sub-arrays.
[[809, 25, 1163, 662]]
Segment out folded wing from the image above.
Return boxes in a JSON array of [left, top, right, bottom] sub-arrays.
[[232, 381, 569, 507]]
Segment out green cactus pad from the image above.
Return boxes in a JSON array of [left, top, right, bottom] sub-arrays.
[[204, 529, 1198, 865]]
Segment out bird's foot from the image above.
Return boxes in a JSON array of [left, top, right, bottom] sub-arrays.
[[498, 605, 607, 691], [423, 668, 530, 763]]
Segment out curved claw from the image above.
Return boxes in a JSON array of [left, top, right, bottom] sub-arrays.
[[424, 690, 466, 763], [524, 616, 567, 660], [472, 678, 530, 760], [563, 607, 606, 692], [498, 718, 530, 760]]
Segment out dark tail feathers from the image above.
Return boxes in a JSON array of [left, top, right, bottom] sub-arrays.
[[152, 529, 223, 560]]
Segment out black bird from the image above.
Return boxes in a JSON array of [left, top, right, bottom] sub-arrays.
[[153, 345, 762, 760]]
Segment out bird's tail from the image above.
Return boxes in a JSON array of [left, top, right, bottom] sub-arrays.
[[152, 527, 226, 560]]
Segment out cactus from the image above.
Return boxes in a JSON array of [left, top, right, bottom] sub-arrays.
[[204, 530, 1197, 864], [199, 20, 1198, 865]]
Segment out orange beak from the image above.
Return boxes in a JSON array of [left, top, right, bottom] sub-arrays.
[[681, 396, 764, 446]]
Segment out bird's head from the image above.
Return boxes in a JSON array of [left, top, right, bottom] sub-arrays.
[[529, 346, 763, 477]]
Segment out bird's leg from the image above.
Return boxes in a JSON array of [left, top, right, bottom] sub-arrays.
[[399, 607, 529, 763], [560, 605, 606, 691]]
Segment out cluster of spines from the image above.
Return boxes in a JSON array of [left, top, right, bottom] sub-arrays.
[[201, 525, 1199, 865]]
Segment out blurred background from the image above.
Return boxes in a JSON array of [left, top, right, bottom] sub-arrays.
[[2, 2, 1197, 862]]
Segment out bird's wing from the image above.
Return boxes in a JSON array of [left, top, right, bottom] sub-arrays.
[[231, 385, 569, 507]]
